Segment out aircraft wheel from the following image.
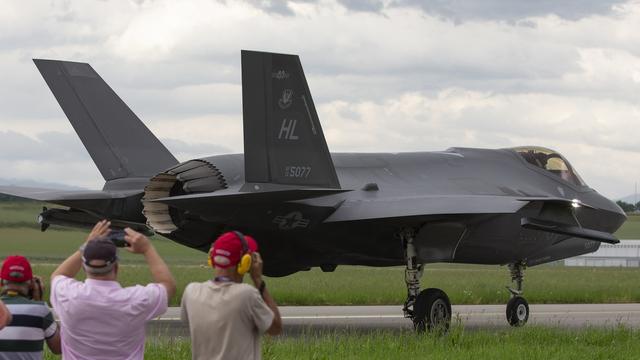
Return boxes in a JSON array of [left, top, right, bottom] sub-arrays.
[[413, 288, 451, 333], [506, 296, 529, 327]]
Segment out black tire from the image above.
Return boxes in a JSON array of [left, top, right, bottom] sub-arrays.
[[506, 296, 529, 327], [413, 288, 452, 333]]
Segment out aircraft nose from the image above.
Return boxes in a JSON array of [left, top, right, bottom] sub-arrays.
[[607, 198, 628, 232], [579, 192, 627, 234]]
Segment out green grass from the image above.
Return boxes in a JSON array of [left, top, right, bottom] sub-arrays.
[[23, 263, 640, 306], [262, 326, 640, 360], [616, 214, 640, 239], [42, 326, 640, 359], [0, 227, 203, 264]]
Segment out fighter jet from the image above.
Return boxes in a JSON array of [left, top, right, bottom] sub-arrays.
[[0, 51, 626, 331]]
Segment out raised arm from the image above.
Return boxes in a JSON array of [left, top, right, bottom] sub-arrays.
[[51, 220, 110, 281], [124, 228, 177, 300], [250, 253, 282, 335], [0, 299, 11, 329]]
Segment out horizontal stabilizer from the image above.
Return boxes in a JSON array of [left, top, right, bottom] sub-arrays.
[[521, 217, 619, 244], [148, 187, 347, 217], [0, 185, 140, 202], [325, 195, 528, 223], [0, 185, 141, 216]]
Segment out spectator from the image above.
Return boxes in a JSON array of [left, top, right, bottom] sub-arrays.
[[0, 255, 61, 358], [181, 231, 282, 360], [50, 220, 176, 360]]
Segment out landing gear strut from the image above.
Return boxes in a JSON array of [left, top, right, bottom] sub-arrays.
[[400, 229, 451, 332], [506, 261, 529, 327]]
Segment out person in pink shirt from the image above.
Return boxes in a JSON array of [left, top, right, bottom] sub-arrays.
[[50, 220, 176, 360]]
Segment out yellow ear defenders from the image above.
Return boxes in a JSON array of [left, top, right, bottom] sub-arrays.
[[234, 231, 253, 275], [207, 231, 252, 275]]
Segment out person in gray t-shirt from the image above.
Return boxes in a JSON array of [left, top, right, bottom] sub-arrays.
[[181, 231, 282, 360]]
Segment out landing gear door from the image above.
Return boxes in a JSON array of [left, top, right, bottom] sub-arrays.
[[414, 222, 467, 263]]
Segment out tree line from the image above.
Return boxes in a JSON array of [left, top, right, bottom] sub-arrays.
[[616, 200, 640, 213]]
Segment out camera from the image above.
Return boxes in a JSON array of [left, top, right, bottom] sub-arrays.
[[107, 229, 129, 247]]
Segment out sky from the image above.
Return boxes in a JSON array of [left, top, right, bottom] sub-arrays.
[[0, 0, 639, 199]]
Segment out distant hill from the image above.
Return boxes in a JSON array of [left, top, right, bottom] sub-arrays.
[[0, 178, 87, 202], [0, 178, 86, 190], [618, 194, 640, 205]]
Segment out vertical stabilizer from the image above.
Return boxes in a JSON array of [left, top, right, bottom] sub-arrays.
[[34, 59, 178, 181], [241, 50, 340, 189]]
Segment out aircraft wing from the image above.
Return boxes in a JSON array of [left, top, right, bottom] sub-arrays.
[[0, 185, 149, 232], [324, 195, 528, 222], [324, 194, 620, 243]]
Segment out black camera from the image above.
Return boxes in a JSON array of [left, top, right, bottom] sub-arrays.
[[107, 229, 129, 247]]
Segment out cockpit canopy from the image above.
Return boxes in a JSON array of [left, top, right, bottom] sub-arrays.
[[511, 146, 586, 187]]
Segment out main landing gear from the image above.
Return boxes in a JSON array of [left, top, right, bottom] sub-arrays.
[[401, 230, 451, 332], [399, 229, 530, 330], [505, 261, 529, 327]]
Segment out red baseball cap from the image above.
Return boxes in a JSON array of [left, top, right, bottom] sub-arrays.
[[1, 255, 33, 283], [210, 231, 258, 268]]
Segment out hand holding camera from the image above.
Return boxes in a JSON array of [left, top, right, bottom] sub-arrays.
[[107, 229, 129, 248], [86, 220, 111, 242], [123, 228, 151, 254]]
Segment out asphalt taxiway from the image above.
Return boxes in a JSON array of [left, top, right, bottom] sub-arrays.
[[147, 303, 640, 337]]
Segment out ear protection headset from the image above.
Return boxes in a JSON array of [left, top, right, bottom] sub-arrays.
[[234, 231, 253, 275], [208, 231, 253, 275]]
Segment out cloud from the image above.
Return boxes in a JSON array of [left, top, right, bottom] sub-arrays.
[[318, 89, 640, 198], [337, 0, 385, 13], [245, 0, 295, 15], [0, 0, 639, 199], [162, 138, 234, 160], [0, 131, 90, 162], [391, 0, 627, 22], [243, 0, 627, 21], [0, 131, 235, 189]]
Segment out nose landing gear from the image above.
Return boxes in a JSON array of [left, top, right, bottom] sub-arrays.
[[401, 229, 451, 332], [506, 261, 529, 327]]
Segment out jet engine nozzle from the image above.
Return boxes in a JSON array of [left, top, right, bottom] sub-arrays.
[[142, 159, 227, 235]]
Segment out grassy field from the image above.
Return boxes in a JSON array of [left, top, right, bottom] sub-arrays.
[[617, 214, 640, 239], [41, 326, 640, 359], [23, 262, 640, 306], [3, 202, 640, 306]]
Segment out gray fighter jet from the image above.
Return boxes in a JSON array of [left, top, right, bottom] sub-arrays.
[[0, 51, 626, 331]]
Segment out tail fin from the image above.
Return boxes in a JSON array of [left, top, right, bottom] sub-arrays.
[[241, 50, 340, 189], [34, 59, 178, 181]]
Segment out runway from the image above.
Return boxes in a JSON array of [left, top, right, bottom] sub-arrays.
[[148, 303, 640, 337]]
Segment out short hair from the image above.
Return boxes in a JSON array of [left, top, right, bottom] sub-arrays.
[[83, 260, 117, 276]]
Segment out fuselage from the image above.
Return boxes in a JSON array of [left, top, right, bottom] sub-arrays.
[[141, 147, 625, 276]]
